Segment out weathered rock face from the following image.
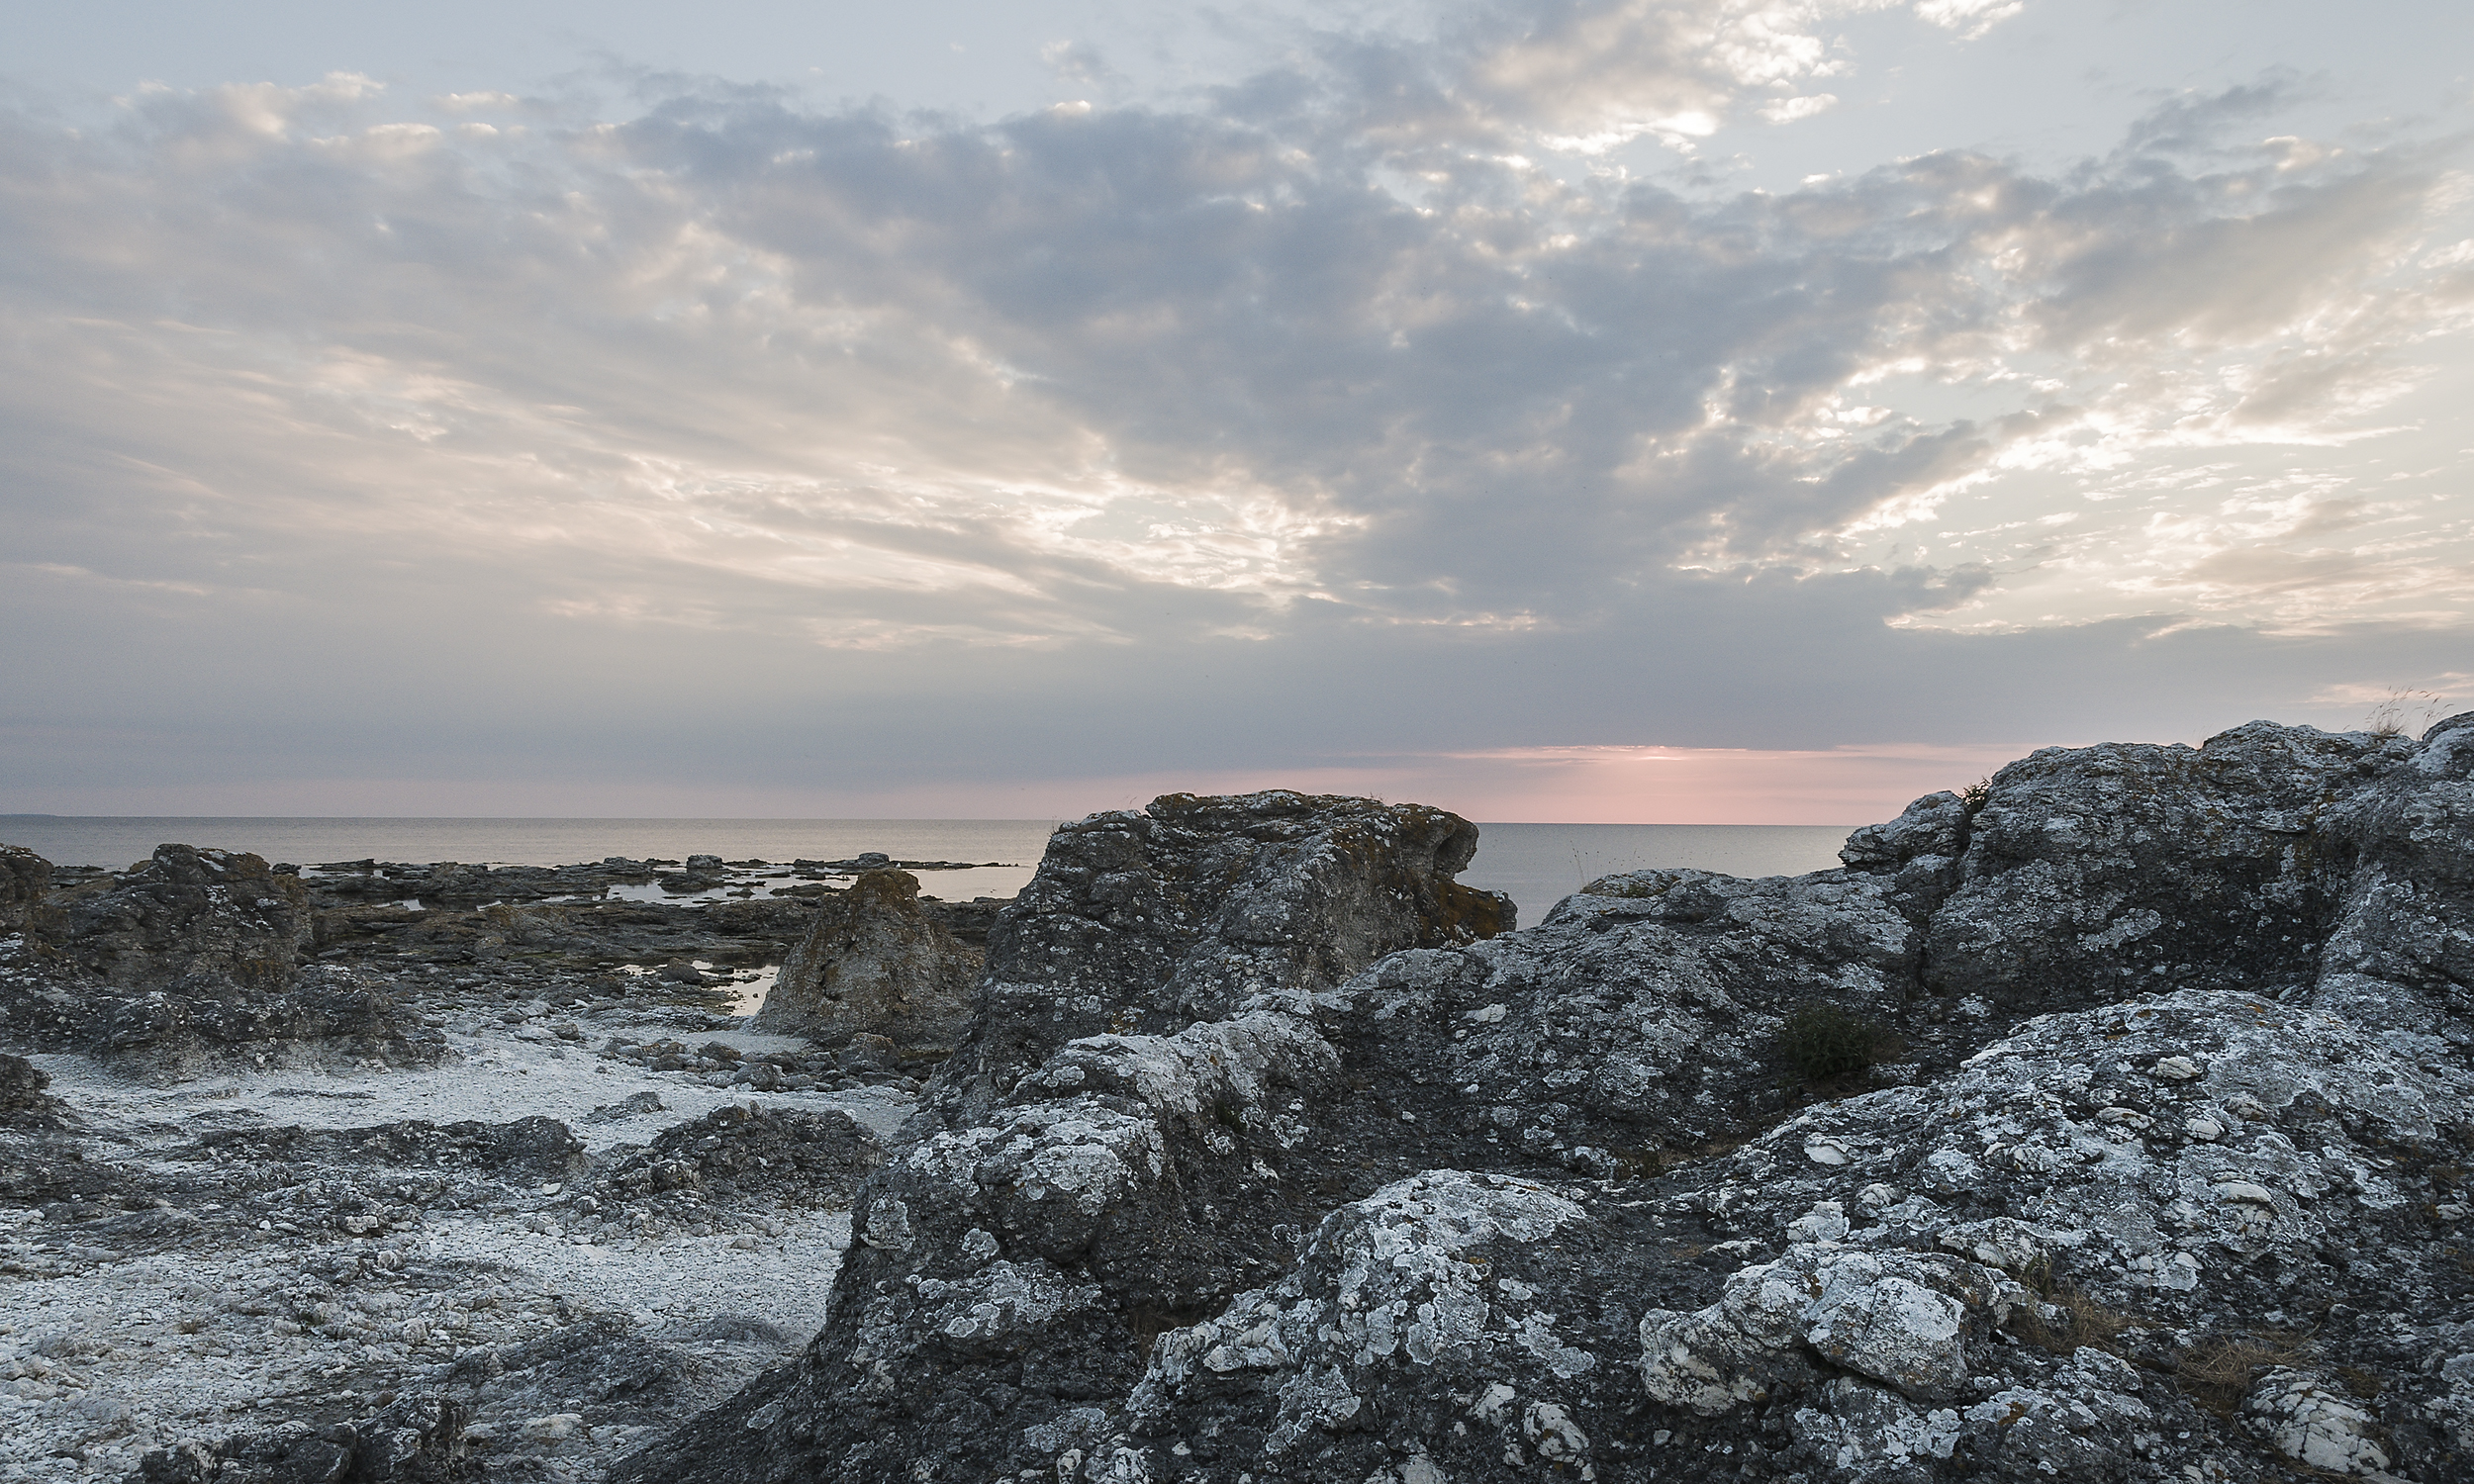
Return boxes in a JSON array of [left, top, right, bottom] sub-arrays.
[[595, 1103, 886, 1209], [1916, 722, 2397, 1012], [1311, 865, 1921, 1170], [619, 722, 2474, 1484], [612, 791, 1513, 1484], [925, 790, 1512, 1130], [138, 1391, 469, 1484], [0, 1052, 57, 1120], [0, 1052, 91, 1204], [750, 870, 979, 1058], [0, 842, 60, 942], [2318, 712, 2474, 1059], [0, 844, 443, 1074], [57, 845, 312, 993]]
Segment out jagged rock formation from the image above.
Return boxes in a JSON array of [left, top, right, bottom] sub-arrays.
[[45, 845, 313, 993], [137, 1390, 470, 1484], [0, 844, 443, 1075], [1, 842, 61, 941], [750, 870, 980, 1058], [618, 722, 2474, 1484], [612, 790, 1515, 1484]]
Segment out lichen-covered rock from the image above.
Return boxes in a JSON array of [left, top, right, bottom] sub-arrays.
[[0, 844, 443, 1074], [0, 841, 61, 943], [59, 844, 312, 993], [595, 1102, 885, 1208], [924, 789, 1512, 1130], [2242, 1367, 2393, 1475], [1124, 1170, 1626, 1480], [0, 1052, 58, 1121], [136, 1390, 469, 1484], [612, 792, 1511, 1484], [750, 869, 979, 1058], [1919, 722, 2408, 1012], [617, 720, 2474, 1484], [1637, 1247, 2017, 1414], [1304, 865, 1920, 1169], [2316, 709, 2474, 1061]]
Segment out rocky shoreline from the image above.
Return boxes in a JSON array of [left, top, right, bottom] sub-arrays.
[[4, 715, 2473, 1482]]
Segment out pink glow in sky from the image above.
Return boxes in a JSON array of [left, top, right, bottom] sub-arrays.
[[16, 743, 2042, 825]]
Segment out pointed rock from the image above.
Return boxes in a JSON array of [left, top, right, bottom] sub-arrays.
[[751, 869, 980, 1059]]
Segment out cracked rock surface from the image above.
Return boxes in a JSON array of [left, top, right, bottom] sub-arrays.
[[618, 721, 2474, 1484]]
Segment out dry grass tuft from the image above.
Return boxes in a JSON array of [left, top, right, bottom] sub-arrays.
[[2009, 1283, 2141, 1356], [2177, 1331, 2310, 1418], [2365, 687, 2450, 739]]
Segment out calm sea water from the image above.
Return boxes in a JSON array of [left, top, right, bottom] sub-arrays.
[[0, 817, 1854, 931]]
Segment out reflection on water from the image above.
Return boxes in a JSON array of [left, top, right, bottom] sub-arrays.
[[729, 966, 779, 1017]]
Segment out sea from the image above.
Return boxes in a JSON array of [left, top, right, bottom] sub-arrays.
[[0, 817, 1855, 931]]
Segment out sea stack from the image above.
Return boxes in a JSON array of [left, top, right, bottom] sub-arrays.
[[751, 869, 981, 1060]]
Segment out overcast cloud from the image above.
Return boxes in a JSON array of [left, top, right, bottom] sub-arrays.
[[2, 0, 2469, 821]]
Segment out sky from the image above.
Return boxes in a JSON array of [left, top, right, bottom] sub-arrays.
[[2, 0, 2469, 824]]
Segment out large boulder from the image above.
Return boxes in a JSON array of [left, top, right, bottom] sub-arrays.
[[0, 844, 441, 1074], [1914, 722, 2401, 1012], [57, 844, 312, 992], [0, 842, 61, 942], [750, 869, 979, 1059], [612, 790, 1512, 1484], [921, 789, 1512, 1130], [2315, 709, 2474, 1058]]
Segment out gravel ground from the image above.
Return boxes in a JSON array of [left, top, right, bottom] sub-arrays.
[[0, 1006, 904, 1484]]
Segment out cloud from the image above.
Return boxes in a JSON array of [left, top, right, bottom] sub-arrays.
[[0, 7, 2468, 812]]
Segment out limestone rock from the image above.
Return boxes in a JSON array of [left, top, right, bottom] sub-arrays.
[[137, 1391, 470, 1484], [58, 844, 312, 994], [608, 724, 2474, 1484], [611, 791, 1511, 1484], [0, 841, 61, 942], [0, 844, 443, 1074], [1920, 722, 2403, 1012], [751, 869, 979, 1058], [595, 1102, 886, 1209]]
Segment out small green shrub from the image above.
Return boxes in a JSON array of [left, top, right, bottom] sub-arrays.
[[1778, 1000, 1891, 1083], [1960, 778, 1991, 814]]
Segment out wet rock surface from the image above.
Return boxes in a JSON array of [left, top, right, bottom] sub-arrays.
[[613, 723, 2474, 1484], [0, 836, 992, 1484]]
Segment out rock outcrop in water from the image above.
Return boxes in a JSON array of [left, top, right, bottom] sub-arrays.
[[750, 869, 980, 1059], [618, 722, 2474, 1484]]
